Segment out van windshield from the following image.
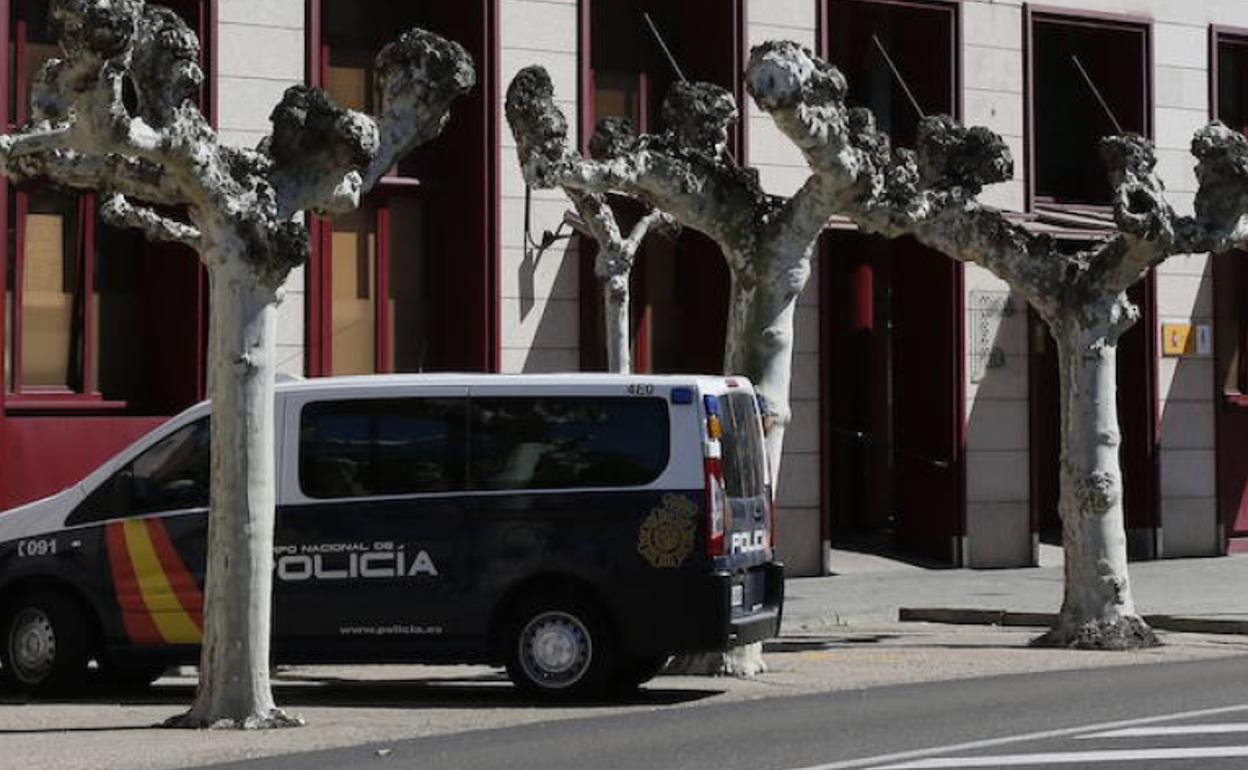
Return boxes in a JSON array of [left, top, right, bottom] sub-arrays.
[[718, 392, 768, 499]]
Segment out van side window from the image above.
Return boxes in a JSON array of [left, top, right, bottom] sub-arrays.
[[299, 398, 468, 499], [468, 397, 668, 490], [68, 418, 212, 525]]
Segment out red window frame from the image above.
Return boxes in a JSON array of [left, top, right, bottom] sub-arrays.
[[309, 22, 431, 376], [1025, 6, 1153, 212], [305, 0, 500, 377], [819, 0, 961, 149], [1, 0, 213, 411]]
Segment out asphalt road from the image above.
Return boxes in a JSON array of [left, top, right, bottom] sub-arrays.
[[193, 653, 1248, 770]]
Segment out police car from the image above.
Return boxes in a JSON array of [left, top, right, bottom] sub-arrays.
[[0, 374, 783, 699]]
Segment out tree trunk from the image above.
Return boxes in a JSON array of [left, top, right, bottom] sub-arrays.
[[167, 245, 302, 729], [1032, 317, 1158, 650], [668, 257, 798, 679], [603, 274, 631, 374], [723, 267, 798, 481]]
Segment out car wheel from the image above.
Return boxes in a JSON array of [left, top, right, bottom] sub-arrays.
[[1, 590, 91, 696], [504, 591, 616, 701], [611, 654, 669, 693]]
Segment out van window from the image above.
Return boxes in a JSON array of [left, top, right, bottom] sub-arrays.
[[300, 398, 468, 499], [468, 397, 668, 490], [718, 392, 767, 499], [68, 417, 211, 525]]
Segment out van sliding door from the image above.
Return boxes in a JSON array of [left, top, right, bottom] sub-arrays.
[[274, 389, 469, 655]]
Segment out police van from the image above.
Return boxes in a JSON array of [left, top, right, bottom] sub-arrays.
[[0, 374, 783, 699]]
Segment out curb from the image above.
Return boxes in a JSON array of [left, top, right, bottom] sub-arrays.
[[898, 608, 1248, 636]]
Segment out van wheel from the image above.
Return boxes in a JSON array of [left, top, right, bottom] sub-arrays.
[[503, 591, 616, 701], [1, 590, 91, 696], [612, 655, 669, 693]]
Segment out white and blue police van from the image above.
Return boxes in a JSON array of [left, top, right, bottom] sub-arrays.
[[0, 374, 783, 699]]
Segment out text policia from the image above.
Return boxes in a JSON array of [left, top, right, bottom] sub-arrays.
[[273, 542, 438, 582]]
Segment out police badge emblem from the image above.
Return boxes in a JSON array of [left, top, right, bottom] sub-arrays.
[[637, 494, 698, 568]]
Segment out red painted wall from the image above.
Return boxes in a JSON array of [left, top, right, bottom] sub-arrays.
[[1, 416, 167, 509]]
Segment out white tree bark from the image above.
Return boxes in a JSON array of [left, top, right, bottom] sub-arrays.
[[1031, 310, 1150, 647], [185, 247, 296, 727], [566, 189, 672, 373], [0, 0, 474, 725]]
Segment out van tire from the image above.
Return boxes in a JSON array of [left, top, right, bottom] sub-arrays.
[[0, 589, 91, 696], [502, 590, 617, 701]]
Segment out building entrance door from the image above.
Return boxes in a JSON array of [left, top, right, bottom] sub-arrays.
[[824, 232, 964, 564]]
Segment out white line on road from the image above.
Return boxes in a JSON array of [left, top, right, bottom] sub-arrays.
[[1078, 723, 1248, 739], [781, 703, 1248, 770], [871, 745, 1248, 768]]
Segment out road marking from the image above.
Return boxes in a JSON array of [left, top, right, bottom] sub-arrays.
[[871, 746, 1248, 768], [1079, 723, 1248, 739], [781, 703, 1248, 770]]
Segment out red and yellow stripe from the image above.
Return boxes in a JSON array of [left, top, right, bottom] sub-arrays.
[[106, 519, 203, 644]]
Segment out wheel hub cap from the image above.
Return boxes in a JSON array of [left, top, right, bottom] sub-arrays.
[[520, 611, 591, 688], [9, 609, 55, 684]]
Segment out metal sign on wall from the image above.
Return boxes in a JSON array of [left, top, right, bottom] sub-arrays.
[[1161, 322, 1212, 357], [969, 290, 1014, 382]]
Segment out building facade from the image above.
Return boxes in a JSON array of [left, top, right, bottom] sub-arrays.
[[0, 0, 1245, 576]]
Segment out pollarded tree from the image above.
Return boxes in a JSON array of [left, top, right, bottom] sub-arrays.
[[508, 41, 1248, 649], [508, 70, 817, 484], [0, 0, 473, 726]]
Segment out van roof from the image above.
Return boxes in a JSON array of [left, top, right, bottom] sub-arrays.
[[274, 372, 755, 394]]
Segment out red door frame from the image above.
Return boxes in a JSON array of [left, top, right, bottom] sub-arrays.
[[1210, 26, 1248, 550], [1024, 8, 1160, 555], [816, 0, 966, 565], [305, 0, 500, 376]]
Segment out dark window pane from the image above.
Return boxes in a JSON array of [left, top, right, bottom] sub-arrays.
[[469, 397, 668, 490], [1033, 18, 1147, 205], [719, 392, 767, 499], [825, 0, 955, 148], [69, 418, 211, 524], [388, 194, 431, 372], [1218, 38, 1248, 135], [300, 398, 467, 499]]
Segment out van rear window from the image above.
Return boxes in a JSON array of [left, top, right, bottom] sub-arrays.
[[718, 392, 767, 499], [469, 397, 668, 490], [300, 398, 467, 499]]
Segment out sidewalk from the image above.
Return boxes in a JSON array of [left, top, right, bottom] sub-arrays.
[[783, 546, 1248, 633]]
